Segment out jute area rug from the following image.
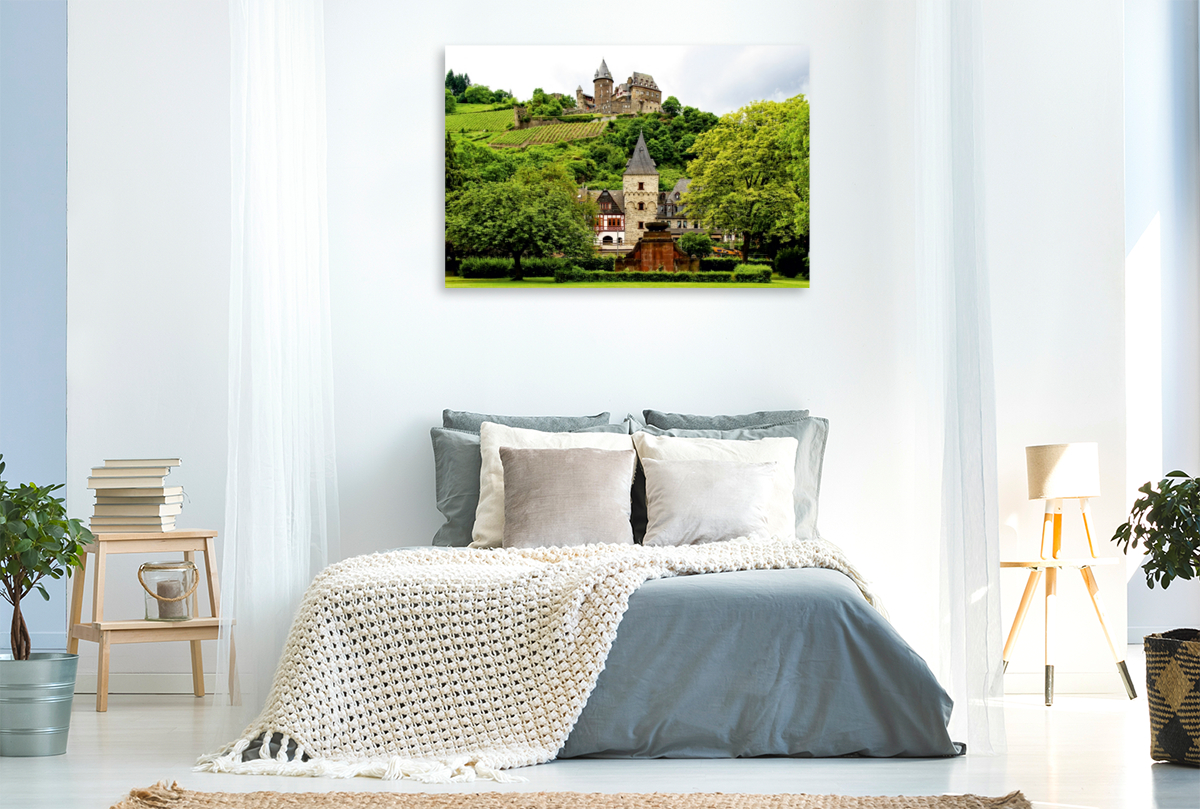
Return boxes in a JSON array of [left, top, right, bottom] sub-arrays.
[[111, 782, 1031, 809]]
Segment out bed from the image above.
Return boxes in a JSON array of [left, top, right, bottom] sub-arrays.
[[563, 567, 958, 759], [199, 408, 961, 781]]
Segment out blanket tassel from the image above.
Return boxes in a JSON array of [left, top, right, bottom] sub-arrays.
[[193, 738, 527, 783]]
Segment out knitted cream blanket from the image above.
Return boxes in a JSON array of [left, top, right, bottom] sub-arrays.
[[196, 536, 878, 783]]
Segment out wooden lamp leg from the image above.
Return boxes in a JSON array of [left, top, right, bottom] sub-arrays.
[[1045, 565, 1057, 706], [1080, 566, 1137, 699], [1039, 500, 1054, 559], [1080, 498, 1098, 558], [1050, 500, 1063, 559], [1003, 568, 1044, 673]]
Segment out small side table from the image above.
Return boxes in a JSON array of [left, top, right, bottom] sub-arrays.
[[1001, 557, 1136, 706], [67, 530, 234, 711]]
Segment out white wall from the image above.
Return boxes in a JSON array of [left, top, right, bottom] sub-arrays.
[[65, 0, 1134, 693], [66, 0, 230, 688], [1123, 0, 1200, 641], [324, 0, 940, 653], [985, 0, 1131, 690]]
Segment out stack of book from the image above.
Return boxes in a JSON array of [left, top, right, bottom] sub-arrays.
[[87, 459, 184, 533]]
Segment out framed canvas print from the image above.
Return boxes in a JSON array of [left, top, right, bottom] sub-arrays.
[[444, 45, 809, 289]]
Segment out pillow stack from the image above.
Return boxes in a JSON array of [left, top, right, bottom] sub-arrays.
[[470, 422, 636, 549], [429, 408, 827, 550]]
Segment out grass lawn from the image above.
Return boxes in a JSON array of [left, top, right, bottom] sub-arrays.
[[445, 275, 810, 289]]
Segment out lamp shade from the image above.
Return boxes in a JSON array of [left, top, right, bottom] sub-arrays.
[[1026, 443, 1101, 500]]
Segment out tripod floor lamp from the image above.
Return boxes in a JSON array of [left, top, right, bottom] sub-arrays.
[[1001, 442, 1138, 705]]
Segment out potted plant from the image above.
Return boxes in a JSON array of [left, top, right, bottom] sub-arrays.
[[0, 454, 93, 756], [1112, 470, 1200, 767]]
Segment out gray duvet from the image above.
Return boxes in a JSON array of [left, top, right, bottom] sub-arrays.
[[559, 567, 961, 759]]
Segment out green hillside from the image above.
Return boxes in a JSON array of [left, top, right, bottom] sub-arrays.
[[444, 108, 513, 132]]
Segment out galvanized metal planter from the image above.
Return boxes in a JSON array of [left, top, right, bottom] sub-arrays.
[[0, 652, 79, 756]]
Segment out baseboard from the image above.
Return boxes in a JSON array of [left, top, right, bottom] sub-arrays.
[[73, 671, 218, 695], [1004, 671, 1127, 695], [1129, 624, 1188, 643], [28, 631, 67, 652]]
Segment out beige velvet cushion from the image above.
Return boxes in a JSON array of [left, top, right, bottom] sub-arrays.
[[471, 422, 635, 549], [500, 447, 637, 548], [641, 458, 777, 546], [632, 431, 799, 541]]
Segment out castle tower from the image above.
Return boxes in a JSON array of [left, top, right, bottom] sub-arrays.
[[593, 58, 613, 112], [622, 131, 659, 246]]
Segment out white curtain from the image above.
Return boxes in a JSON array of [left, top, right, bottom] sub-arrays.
[[915, 0, 1007, 754], [217, 0, 339, 720]]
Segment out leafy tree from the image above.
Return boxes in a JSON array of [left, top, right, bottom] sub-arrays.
[[445, 69, 470, 97], [681, 106, 719, 134], [463, 84, 495, 105], [526, 88, 565, 118], [774, 246, 807, 279], [445, 88, 457, 114], [446, 164, 595, 280], [683, 96, 808, 261], [445, 131, 463, 198], [778, 95, 810, 239], [678, 233, 714, 257], [662, 96, 682, 117]]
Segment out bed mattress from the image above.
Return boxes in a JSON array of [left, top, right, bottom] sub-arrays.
[[559, 567, 960, 759]]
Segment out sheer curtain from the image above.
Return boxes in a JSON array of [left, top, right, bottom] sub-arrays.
[[914, 0, 1007, 754], [216, 0, 339, 721]]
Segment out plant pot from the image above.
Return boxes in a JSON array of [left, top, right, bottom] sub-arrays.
[[0, 652, 79, 756], [1145, 629, 1200, 766]]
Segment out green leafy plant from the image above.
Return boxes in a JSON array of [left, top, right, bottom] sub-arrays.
[[678, 233, 715, 258], [1112, 471, 1200, 590], [774, 246, 809, 280], [0, 454, 93, 660]]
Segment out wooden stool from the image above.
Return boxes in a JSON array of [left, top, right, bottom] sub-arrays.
[[67, 530, 234, 711]]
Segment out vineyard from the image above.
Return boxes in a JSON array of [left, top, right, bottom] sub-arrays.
[[444, 108, 514, 132], [489, 121, 607, 148]]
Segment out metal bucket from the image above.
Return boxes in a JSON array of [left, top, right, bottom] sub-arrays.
[[0, 652, 79, 756]]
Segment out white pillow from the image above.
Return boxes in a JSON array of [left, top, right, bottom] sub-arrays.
[[632, 431, 798, 541], [641, 458, 777, 546], [471, 422, 635, 549]]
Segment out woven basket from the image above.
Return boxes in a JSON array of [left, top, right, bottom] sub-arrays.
[[1145, 629, 1200, 766]]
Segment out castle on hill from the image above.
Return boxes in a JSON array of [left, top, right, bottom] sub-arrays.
[[574, 59, 662, 115]]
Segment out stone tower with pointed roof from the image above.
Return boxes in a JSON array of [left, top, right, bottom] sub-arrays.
[[593, 58, 614, 110], [622, 131, 659, 246]]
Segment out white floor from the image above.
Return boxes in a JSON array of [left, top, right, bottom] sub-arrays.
[[2, 646, 1196, 809]]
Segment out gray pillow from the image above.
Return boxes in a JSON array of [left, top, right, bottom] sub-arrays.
[[642, 409, 810, 430], [431, 422, 632, 547], [443, 409, 611, 433], [640, 417, 828, 540], [500, 447, 636, 549], [641, 458, 776, 546]]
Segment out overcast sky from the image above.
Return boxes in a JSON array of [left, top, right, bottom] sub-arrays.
[[444, 46, 809, 116]]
